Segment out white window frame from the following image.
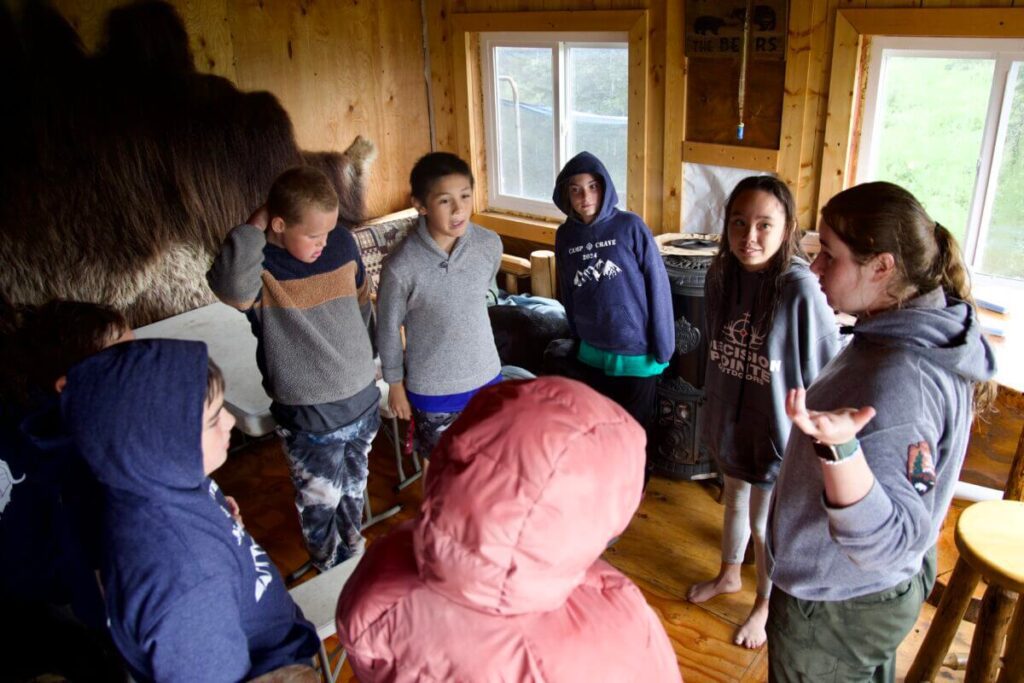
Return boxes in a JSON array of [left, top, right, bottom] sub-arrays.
[[480, 31, 628, 221], [857, 36, 1024, 284]]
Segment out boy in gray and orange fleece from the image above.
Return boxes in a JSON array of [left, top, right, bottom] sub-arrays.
[[207, 166, 379, 571]]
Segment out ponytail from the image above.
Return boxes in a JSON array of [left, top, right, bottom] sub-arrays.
[[931, 223, 972, 302]]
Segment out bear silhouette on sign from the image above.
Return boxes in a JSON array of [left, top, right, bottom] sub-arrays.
[[0, 1, 374, 326], [729, 5, 777, 32]]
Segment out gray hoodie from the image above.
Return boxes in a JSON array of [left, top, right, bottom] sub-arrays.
[[377, 217, 502, 396], [702, 259, 840, 486], [767, 287, 996, 601]]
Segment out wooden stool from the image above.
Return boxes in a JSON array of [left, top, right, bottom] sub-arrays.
[[907, 500, 1024, 683]]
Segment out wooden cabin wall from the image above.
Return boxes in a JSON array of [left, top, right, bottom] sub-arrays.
[[51, 0, 431, 218]]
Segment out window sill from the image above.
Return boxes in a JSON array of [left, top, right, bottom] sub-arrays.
[[973, 280, 1024, 395], [472, 211, 559, 246]]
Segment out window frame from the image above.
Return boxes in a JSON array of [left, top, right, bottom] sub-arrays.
[[855, 36, 1024, 282], [449, 10, 648, 244], [480, 32, 629, 220]]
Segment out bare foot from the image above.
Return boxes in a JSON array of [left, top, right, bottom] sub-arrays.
[[686, 564, 742, 603], [733, 595, 769, 649]]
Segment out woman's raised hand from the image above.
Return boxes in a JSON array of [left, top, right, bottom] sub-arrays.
[[785, 388, 876, 446]]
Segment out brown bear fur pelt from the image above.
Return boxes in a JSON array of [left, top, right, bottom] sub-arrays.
[[0, 1, 375, 327]]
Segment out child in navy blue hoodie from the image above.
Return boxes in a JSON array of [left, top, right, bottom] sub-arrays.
[[61, 339, 318, 682], [552, 152, 675, 466]]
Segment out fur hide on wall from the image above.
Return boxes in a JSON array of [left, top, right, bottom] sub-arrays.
[[0, 1, 375, 327]]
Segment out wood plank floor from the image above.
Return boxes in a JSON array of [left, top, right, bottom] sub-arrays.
[[214, 428, 980, 682]]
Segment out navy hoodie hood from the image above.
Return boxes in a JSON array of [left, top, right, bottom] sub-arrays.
[[61, 340, 317, 681], [553, 151, 619, 225], [62, 339, 207, 499]]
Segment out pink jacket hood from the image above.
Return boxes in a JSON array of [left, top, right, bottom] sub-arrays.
[[412, 376, 645, 615], [336, 378, 682, 682]]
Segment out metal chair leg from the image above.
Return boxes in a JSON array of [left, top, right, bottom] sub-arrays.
[[361, 484, 401, 530], [389, 416, 422, 492]]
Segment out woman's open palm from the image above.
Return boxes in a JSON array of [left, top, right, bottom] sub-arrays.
[[786, 388, 876, 445]]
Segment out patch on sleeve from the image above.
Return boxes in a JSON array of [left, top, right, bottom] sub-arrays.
[[907, 441, 937, 494]]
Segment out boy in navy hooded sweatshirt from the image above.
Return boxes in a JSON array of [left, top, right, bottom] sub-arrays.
[[552, 152, 675, 474], [61, 339, 318, 682]]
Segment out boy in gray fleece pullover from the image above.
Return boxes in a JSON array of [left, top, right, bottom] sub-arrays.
[[377, 153, 502, 460]]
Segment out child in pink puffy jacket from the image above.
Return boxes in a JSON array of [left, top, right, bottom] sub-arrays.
[[335, 376, 682, 682]]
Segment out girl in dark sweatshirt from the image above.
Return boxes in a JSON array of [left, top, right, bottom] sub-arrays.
[[688, 176, 840, 650]]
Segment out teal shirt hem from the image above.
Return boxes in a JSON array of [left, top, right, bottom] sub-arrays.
[[577, 341, 669, 378]]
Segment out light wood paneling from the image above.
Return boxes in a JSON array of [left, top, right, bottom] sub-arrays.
[[683, 141, 779, 172], [816, 10, 862, 212], [661, 0, 685, 232], [776, 0, 815, 213], [228, 0, 431, 217], [51, 0, 431, 218]]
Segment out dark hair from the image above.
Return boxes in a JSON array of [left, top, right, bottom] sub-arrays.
[[706, 175, 805, 336], [205, 358, 225, 405], [821, 181, 995, 412], [409, 152, 474, 204], [267, 166, 339, 225], [0, 299, 129, 406]]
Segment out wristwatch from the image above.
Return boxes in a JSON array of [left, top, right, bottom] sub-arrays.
[[813, 437, 860, 463]]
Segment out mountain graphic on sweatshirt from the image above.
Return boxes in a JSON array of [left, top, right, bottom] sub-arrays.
[[574, 258, 622, 287]]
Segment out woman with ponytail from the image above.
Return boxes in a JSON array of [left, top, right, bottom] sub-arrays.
[[766, 181, 997, 682]]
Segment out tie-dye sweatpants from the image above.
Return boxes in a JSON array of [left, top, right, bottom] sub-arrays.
[[277, 408, 381, 571]]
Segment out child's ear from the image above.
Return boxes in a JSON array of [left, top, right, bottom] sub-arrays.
[[411, 196, 428, 216], [54, 376, 67, 393], [269, 216, 287, 234]]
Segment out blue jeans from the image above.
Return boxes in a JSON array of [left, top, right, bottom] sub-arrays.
[[277, 408, 380, 571]]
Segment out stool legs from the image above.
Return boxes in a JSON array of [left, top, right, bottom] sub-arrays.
[[966, 585, 1018, 683], [908, 557, 981, 682], [996, 598, 1024, 683]]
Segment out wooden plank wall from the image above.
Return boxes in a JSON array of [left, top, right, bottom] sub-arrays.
[[49, 0, 1024, 229], [51, 0, 432, 218]]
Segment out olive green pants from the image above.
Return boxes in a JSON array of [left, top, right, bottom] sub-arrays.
[[767, 548, 936, 683]]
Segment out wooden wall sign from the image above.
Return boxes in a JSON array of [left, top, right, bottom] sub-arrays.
[[685, 0, 788, 61]]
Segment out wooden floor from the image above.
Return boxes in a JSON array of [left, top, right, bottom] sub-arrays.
[[214, 427, 984, 682]]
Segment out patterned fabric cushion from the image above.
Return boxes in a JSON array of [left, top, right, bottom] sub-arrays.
[[351, 209, 418, 295]]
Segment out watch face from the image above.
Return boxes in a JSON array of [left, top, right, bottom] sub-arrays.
[[813, 441, 839, 462]]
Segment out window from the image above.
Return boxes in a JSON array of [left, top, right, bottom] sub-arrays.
[[857, 37, 1024, 282], [481, 32, 629, 220]]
